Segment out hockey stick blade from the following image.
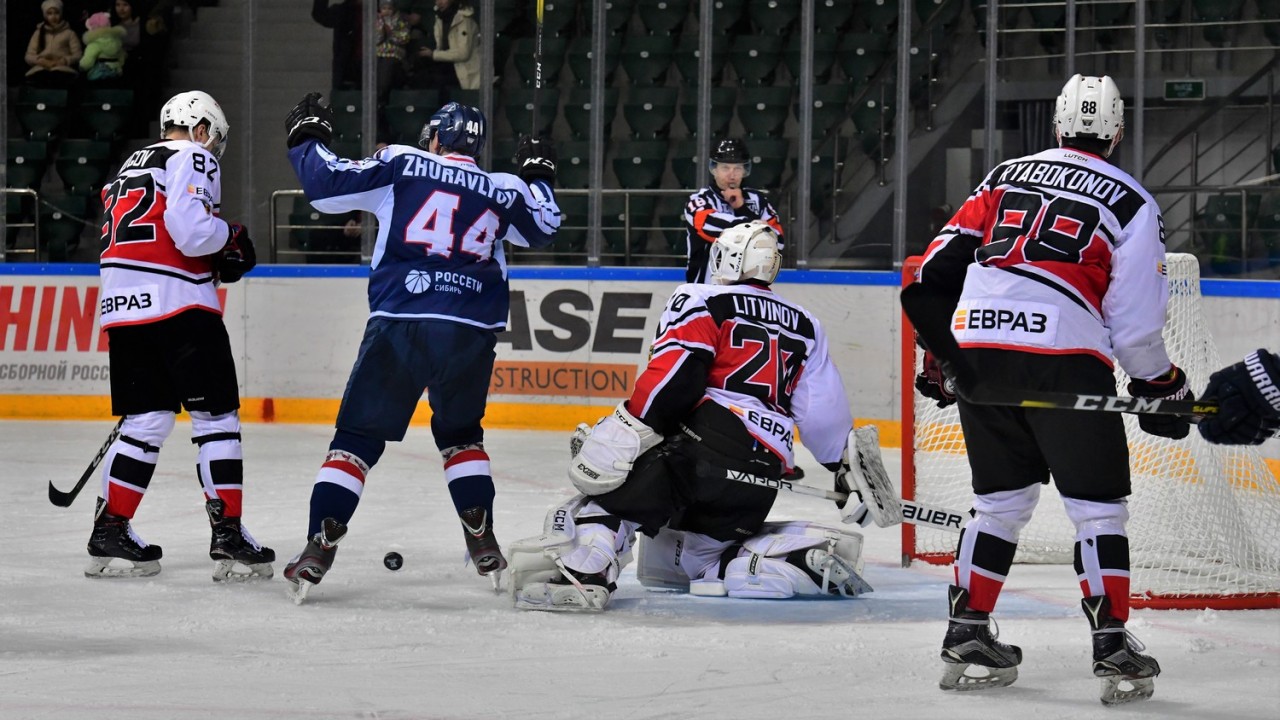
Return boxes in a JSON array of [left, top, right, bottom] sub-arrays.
[[48, 418, 124, 508], [899, 282, 1219, 419], [720, 469, 965, 534]]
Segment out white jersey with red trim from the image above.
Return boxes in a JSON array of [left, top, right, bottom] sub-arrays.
[[919, 146, 1173, 380], [628, 282, 852, 469], [99, 139, 231, 329]]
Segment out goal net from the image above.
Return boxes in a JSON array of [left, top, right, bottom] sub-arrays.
[[901, 253, 1280, 609]]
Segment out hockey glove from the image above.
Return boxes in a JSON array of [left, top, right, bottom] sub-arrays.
[[915, 350, 957, 408], [1198, 349, 1280, 446], [1127, 365, 1194, 440], [514, 134, 557, 185], [216, 224, 257, 283], [831, 462, 872, 527], [286, 92, 334, 149], [568, 402, 661, 496]]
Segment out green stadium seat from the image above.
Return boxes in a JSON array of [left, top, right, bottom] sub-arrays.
[[558, 141, 594, 189], [329, 136, 365, 161], [77, 88, 134, 141], [623, 86, 680, 138], [795, 83, 850, 138], [451, 89, 483, 110], [857, 0, 899, 32], [671, 138, 702, 189], [621, 34, 676, 85], [549, 191, 588, 255], [636, 0, 690, 34], [16, 87, 69, 140], [55, 139, 113, 196], [287, 196, 359, 263], [1192, 0, 1246, 47], [6, 193, 36, 251], [838, 33, 888, 86], [783, 32, 838, 84], [1257, 0, 1280, 46], [1199, 192, 1260, 275], [489, 138, 519, 176], [601, 194, 657, 255], [567, 36, 621, 86], [790, 147, 842, 194], [564, 86, 620, 138], [541, 0, 581, 36], [737, 85, 791, 138], [916, 0, 963, 28], [747, 0, 799, 34], [746, 137, 788, 188], [329, 89, 364, 143], [852, 94, 896, 159], [490, 0, 525, 34], [1148, 0, 1185, 48], [814, 0, 855, 32], [39, 195, 91, 261], [695, 0, 747, 34], [729, 34, 784, 86], [658, 194, 691, 253], [6, 139, 50, 189], [605, 0, 637, 34], [385, 89, 440, 145], [679, 86, 735, 137], [1253, 191, 1280, 266], [513, 36, 568, 87], [611, 140, 668, 188], [674, 32, 729, 84], [504, 87, 561, 139]]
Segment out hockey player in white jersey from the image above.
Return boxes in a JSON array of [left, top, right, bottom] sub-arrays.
[[910, 75, 1179, 704], [509, 221, 872, 612], [88, 90, 272, 582]]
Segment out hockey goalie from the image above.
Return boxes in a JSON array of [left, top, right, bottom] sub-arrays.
[[508, 222, 874, 611]]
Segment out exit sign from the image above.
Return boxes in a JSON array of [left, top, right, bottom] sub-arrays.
[[1165, 79, 1206, 101]]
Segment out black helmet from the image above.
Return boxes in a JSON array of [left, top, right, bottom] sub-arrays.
[[708, 138, 752, 177]]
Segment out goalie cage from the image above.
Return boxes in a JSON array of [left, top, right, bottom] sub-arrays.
[[900, 253, 1280, 610]]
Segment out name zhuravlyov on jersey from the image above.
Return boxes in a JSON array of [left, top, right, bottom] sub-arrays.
[[99, 140, 229, 329], [635, 281, 852, 469], [288, 141, 559, 329], [923, 146, 1172, 380]]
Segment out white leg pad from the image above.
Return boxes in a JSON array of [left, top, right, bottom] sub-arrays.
[[509, 495, 634, 612], [636, 526, 692, 592], [724, 522, 872, 599]]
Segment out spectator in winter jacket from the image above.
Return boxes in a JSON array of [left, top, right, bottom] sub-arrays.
[[419, 0, 480, 92], [25, 0, 84, 89], [80, 11, 127, 82]]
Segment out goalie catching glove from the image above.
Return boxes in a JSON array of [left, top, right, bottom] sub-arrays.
[[835, 426, 903, 528], [215, 223, 256, 283], [568, 402, 661, 496], [285, 92, 334, 149]]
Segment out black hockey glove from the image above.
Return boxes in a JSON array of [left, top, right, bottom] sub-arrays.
[[915, 350, 956, 408], [1127, 365, 1194, 440], [1198, 349, 1280, 446], [514, 134, 557, 185], [216, 223, 257, 283], [286, 92, 334, 149]]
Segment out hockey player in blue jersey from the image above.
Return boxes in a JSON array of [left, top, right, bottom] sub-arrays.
[[279, 93, 561, 603]]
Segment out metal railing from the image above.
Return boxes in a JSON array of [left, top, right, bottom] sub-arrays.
[[1151, 183, 1280, 277], [0, 188, 41, 261]]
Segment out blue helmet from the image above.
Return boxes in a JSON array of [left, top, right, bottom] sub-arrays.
[[420, 102, 487, 157]]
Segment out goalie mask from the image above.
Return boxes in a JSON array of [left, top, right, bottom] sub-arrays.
[[1054, 74, 1124, 155], [427, 102, 487, 157], [709, 220, 781, 286], [160, 90, 229, 159]]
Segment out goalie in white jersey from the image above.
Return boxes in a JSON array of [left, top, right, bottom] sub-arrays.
[[911, 75, 1186, 704], [510, 222, 875, 612]]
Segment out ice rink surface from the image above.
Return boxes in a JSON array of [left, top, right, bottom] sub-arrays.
[[3, 420, 1277, 720]]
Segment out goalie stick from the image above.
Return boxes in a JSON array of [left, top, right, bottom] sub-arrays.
[[48, 418, 123, 508], [900, 282, 1220, 419]]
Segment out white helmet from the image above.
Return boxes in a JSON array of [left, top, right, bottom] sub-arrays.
[[709, 220, 782, 286], [1054, 74, 1124, 154], [160, 90, 229, 158]]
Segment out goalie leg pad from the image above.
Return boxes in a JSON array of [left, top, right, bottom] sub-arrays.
[[723, 522, 872, 599], [510, 495, 635, 612]]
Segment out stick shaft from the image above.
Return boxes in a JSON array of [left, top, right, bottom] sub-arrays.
[[532, 0, 544, 137], [48, 418, 123, 508]]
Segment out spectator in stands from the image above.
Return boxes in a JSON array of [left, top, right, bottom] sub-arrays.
[[80, 11, 127, 83], [401, 0, 436, 90], [419, 0, 480, 96], [113, 0, 171, 134], [375, 1, 410, 99], [25, 0, 84, 90], [312, 0, 363, 92]]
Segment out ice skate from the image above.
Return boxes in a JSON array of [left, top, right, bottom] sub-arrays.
[[1083, 595, 1160, 705], [206, 499, 276, 582], [282, 517, 346, 605], [514, 569, 614, 612], [939, 585, 1022, 691], [85, 498, 162, 578], [460, 506, 507, 592]]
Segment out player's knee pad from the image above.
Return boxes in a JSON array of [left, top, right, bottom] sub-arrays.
[[970, 485, 1041, 543], [120, 411, 176, 449], [331, 429, 386, 468], [1062, 496, 1129, 540], [723, 522, 871, 599]]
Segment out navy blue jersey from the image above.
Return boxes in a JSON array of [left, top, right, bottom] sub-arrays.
[[289, 141, 561, 330]]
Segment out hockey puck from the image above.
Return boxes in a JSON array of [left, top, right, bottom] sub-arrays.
[[383, 551, 404, 571]]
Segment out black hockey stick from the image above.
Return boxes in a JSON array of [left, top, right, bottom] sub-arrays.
[[531, 0, 545, 137], [899, 282, 1220, 418], [48, 418, 123, 508]]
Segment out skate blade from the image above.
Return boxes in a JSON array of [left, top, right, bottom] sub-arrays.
[[285, 577, 313, 605], [939, 661, 1018, 691], [513, 582, 610, 612], [212, 560, 275, 583], [84, 557, 161, 579], [1100, 676, 1155, 705], [488, 568, 503, 594]]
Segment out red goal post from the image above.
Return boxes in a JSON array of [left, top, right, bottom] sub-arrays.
[[900, 254, 1280, 610]]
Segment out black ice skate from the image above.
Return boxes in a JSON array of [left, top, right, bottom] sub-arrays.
[[282, 517, 347, 605], [939, 585, 1022, 691], [207, 499, 276, 582], [85, 497, 162, 578], [1082, 595, 1161, 705], [460, 506, 507, 591]]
